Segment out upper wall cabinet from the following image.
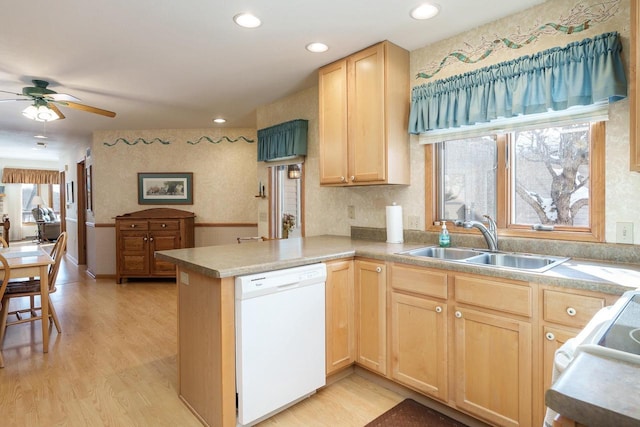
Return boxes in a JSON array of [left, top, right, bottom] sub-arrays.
[[318, 41, 410, 186], [631, 1, 640, 171]]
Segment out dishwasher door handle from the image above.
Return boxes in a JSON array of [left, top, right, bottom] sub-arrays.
[[277, 282, 300, 290]]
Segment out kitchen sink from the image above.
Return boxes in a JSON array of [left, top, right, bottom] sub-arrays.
[[464, 252, 569, 272], [398, 245, 569, 272], [400, 246, 483, 260]]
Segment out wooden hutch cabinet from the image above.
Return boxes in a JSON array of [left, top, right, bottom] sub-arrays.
[[115, 208, 195, 283]]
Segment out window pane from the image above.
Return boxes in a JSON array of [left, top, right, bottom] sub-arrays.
[[513, 123, 590, 227], [438, 136, 497, 222], [52, 184, 61, 215], [21, 184, 37, 222]]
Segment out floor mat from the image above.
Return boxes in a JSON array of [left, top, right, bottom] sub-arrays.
[[366, 399, 469, 427]]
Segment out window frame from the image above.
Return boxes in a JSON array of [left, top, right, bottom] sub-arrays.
[[424, 121, 605, 243]]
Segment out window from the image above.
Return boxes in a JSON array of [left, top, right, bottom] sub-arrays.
[[427, 122, 605, 242], [20, 183, 61, 223]]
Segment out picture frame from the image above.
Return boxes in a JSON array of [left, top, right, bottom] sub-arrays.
[[66, 181, 74, 204], [138, 172, 193, 205]]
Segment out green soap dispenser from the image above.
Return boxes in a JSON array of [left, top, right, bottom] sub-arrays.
[[439, 221, 450, 247]]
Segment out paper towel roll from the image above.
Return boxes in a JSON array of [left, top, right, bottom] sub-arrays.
[[386, 204, 403, 243]]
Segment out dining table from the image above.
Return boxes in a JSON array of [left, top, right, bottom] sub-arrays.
[[0, 244, 54, 353]]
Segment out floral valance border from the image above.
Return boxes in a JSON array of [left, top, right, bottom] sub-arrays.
[[102, 135, 255, 147], [409, 32, 628, 134]]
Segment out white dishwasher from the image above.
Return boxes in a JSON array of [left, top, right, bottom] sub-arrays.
[[235, 263, 327, 426]]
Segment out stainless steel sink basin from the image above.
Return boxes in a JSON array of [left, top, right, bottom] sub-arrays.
[[464, 252, 569, 272], [398, 245, 569, 272], [400, 246, 482, 260]]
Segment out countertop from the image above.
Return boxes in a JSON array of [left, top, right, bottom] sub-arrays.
[[155, 235, 640, 295], [546, 352, 640, 427]]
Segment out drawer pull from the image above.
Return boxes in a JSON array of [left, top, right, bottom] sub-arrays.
[[546, 332, 555, 341], [375, 266, 382, 273], [130, 224, 137, 228], [566, 307, 577, 316], [455, 311, 462, 318], [161, 223, 167, 228], [435, 306, 442, 313]]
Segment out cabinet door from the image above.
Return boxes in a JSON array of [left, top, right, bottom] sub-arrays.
[[118, 231, 150, 276], [150, 231, 181, 276], [542, 326, 576, 400], [325, 260, 355, 375], [348, 43, 386, 184], [355, 259, 387, 375], [318, 59, 349, 185], [391, 292, 447, 401], [454, 307, 532, 427]]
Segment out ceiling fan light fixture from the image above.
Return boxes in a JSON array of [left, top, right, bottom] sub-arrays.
[[233, 13, 261, 28], [410, 3, 440, 20], [22, 103, 60, 122], [213, 118, 226, 124]]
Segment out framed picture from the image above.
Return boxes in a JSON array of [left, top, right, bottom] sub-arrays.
[[66, 181, 74, 204], [138, 172, 193, 205], [86, 165, 93, 212]]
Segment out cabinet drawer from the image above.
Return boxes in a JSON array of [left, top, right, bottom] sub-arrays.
[[543, 289, 605, 328], [118, 220, 148, 230], [390, 264, 447, 299], [149, 220, 180, 231], [455, 275, 532, 317]]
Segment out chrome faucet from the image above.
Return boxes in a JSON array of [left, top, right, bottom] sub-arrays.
[[455, 215, 498, 252]]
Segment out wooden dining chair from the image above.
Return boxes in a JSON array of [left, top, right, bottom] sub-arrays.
[[0, 236, 7, 248], [0, 254, 10, 368], [0, 232, 67, 345]]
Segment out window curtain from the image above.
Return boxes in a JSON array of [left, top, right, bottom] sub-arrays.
[[1, 168, 60, 184], [409, 32, 627, 135], [257, 119, 308, 162]]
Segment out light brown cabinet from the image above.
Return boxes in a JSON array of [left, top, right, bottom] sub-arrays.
[[115, 208, 195, 283], [389, 264, 448, 401], [355, 258, 387, 375], [453, 274, 532, 427], [318, 41, 410, 186], [325, 259, 355, 375], [536, 286, 617, 427]]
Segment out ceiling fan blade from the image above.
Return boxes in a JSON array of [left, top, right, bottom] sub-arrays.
[[0, 98, 30, 102], [0, 89, 24, 97], [46, 93, 82, 102], [60, 101, 116, 118], [47, 103, 65, 120]]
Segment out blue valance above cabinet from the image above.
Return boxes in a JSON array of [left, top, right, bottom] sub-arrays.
[[257, 119, 308, 162]]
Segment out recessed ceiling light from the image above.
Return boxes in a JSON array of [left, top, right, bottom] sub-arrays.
[[213, 118, 226, 124], [410, 3, 440, 20], [233, 13, 261, 28], [306, 42, 329, 53]]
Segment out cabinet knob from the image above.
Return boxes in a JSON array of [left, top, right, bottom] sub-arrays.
[[435, 306, 442, 313], [130, 224, 136, 228], [143, 237, 148, 242], [566, 307, 577, 316], [149, 237, 154, 242], [455, 311, 462, 318], [340, 176, 346, 182], [375, 266, 382, 273], [545, 332, 555, 341], [350, 176, 355, 182], [161, 223, 166, 228]]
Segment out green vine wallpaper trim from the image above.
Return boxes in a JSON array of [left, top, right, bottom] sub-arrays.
[[416, 0, 620, 80], [103, 135, 255, 147], [103, 137, 171, 147], [186, 136, 255, 145]]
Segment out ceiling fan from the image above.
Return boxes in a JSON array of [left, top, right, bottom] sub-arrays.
[[0, 79, 116, 120]]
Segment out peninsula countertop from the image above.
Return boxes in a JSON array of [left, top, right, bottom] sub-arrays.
[[155, 235, 640, 295]]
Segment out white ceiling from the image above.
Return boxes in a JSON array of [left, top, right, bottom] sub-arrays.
[[0, 0, 544, 162]]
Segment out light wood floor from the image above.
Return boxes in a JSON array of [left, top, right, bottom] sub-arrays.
[[0, 254, 403, 427]]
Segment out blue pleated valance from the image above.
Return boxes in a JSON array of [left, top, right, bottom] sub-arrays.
[[257, 119, 308, 162], [409, 32, 628, 134]]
